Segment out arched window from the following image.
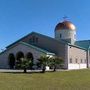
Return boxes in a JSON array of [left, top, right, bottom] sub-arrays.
[[16, 52, 24, 69], [26, 52, 33, 61], [16, 51, 24, 61], [8, 53, 15, 69], [26, 52, 34, 69]]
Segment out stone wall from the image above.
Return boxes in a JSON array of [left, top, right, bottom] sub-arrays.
[[0, 43, 45, 69], [68, 45, 87, 69]]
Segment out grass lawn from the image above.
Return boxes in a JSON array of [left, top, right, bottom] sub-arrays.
[[0, 69, 90, 90]]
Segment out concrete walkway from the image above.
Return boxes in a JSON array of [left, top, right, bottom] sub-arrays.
[[0, 69, 42, 73], [0, 69, 67, 73], [0, 69, 86, 73]]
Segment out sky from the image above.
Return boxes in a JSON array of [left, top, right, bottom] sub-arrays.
[[0, 0, 90, 51]]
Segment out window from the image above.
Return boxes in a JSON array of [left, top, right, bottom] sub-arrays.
[[30, 36, 38, 43], [70, 58, 72, 63], [75, 58, 78, 63], [81, 59, 83, 63], [85, 59, 87, 63], [36, 37, 38, 43], [60, 34, 62, 38], [32, 36, 35, 42], [74, 34, 76, 39]]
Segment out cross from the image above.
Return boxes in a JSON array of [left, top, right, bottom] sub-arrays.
[[63, 16, 68, 21]]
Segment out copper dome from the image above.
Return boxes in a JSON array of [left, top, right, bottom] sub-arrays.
[[55, 21, 76, 30]]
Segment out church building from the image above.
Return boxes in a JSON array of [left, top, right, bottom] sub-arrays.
[[0, 20, 90, 70]]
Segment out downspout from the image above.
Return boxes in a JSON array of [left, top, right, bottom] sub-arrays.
[[87, 49, 89, 68], [87, 42, 90, 68]]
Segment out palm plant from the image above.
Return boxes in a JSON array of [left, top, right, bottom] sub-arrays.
[[38, 56, 50, 73], [49, 56, 64, 71], [16, 58, 33, 73]]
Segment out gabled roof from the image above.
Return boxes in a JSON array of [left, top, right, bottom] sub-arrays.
[[6, 32, 34, 48], [6, 31, 89, 51], [6, 31, 67, 48], [75, 40, 90, 50]]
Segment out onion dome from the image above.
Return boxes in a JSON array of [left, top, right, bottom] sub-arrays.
[[55, 20, 76, 31]]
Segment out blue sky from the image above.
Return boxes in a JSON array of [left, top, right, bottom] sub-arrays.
[[0, 0, 90, 50]]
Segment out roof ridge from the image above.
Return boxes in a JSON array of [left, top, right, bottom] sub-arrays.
[[31, 32, 68, 44], [6, 31, 67, 48]]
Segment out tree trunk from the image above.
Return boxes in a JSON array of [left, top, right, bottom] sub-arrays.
[[42, 66, 46, 73], [24, 68, 27, 73], [53, 66, 56, 72]]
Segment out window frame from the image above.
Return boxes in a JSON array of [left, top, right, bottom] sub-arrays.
[[70, 58, 72, 63], [60, 34, 62, 38]]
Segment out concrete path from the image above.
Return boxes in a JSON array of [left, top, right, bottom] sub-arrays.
[[0, 69, 86, 73], [0, 69, 42, 73]]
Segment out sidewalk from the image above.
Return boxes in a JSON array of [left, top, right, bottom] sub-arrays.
[[0, 68, 87, 73]]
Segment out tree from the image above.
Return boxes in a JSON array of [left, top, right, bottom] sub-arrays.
[[37, 56, 50, 73], [49, 56, 64, 72], [16, 58, 33, 73]]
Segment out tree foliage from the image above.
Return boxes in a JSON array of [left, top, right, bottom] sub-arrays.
[[37, 55, 64, 72], [16, 58, 33, 73], [37, 56, 50, 73], [49, 56, 64, 71]]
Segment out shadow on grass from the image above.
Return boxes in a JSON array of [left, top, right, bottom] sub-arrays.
[[2, 70, 55, 74]]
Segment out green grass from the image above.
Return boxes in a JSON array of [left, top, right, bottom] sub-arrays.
[[0, 69, 90, 90]]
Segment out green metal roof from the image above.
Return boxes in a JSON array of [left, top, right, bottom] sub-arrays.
[[75, 40, 90, 50], [6, 32, 34, 48], [6, 32, 67, 49], [4, 31, 89, 54], [0, 41, 55, 55], [20, 42, 55, 55]]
